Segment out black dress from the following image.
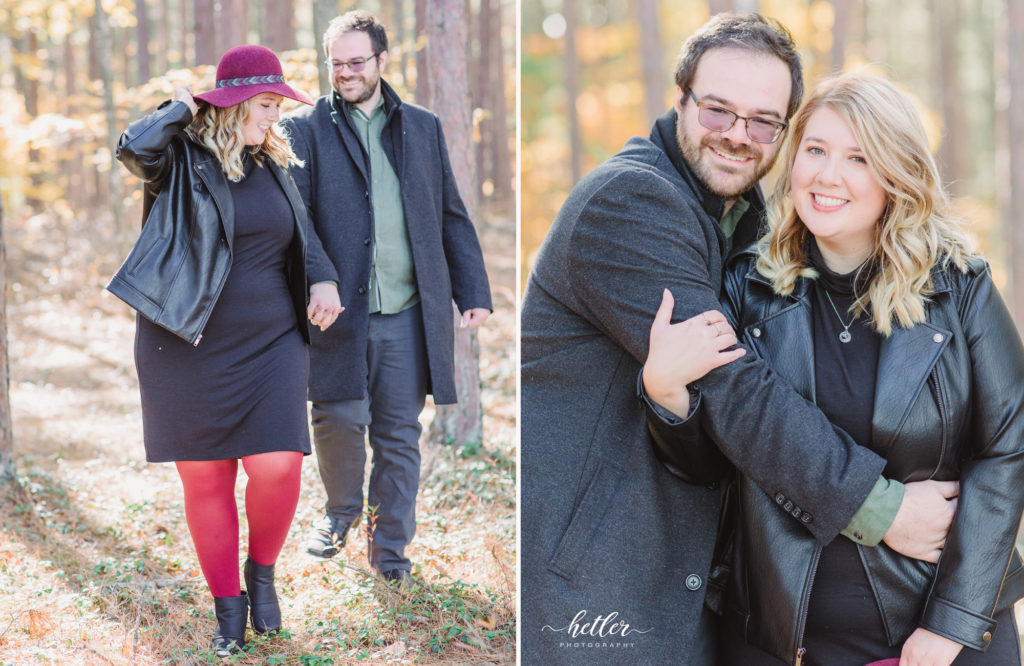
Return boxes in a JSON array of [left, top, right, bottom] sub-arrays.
[[135, 155, 311, 462]]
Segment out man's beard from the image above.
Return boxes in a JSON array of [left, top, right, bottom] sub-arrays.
[[676, 118, 777, 199], [333, 71, 380, 105]]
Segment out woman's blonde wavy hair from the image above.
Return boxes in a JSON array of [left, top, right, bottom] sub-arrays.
[[756, 71, 973, 336], [186, 97, 302, 181]]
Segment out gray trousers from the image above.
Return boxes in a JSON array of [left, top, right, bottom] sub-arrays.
[[310, 304, 429, 572]]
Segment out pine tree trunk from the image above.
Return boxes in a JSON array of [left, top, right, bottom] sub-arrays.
[[1003, 0, 1024, 330], [423, 0, 484, 451], [415, 0, 431, 106], [94, 0, 125, 237], [136, 0, 151, 84], [488, 0, 511, 206], [564, 0, 582, 186], [0, 198, 12, 485], [263, 0, 297, 52], [633, 0, 664, 128], [194, 0, 217, 64], [313, 0, 336, 97]]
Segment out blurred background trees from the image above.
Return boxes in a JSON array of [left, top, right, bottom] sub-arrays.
[[522, 0, 1024, 331], [1, 0, 514, 231], [0, 0, 516, 459]]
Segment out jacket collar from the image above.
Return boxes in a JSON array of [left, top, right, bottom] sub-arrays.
[[190, 148, 235, 245], [327, 78, 404, 184], [736, 242, 955, 449], [737, 242, 956, 302]]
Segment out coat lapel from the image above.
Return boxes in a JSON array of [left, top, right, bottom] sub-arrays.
[[871, 318, 951, 453], [329, 98, 370, 184], [194, 158, 235, 247], [745, 296, 817, 402]]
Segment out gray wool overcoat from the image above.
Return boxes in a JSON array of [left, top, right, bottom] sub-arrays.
[[281, 80, 492, 404], [520, 110, 888, 664]]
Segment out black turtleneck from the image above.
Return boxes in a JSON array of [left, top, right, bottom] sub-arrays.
[[807, 237, 880, 453]]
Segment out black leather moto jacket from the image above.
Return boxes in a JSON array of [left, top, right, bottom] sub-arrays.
[[648, 249, 1024, 664], [107, 100, 310, 346]]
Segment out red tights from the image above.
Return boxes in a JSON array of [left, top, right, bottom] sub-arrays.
[[175, 451, 303, 597]]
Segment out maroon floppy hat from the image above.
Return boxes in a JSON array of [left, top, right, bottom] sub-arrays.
[[193, 45, 313, 108]]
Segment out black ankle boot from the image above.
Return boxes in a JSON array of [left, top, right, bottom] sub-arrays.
[[212, 592, 248, 656], [244, 557, 281, 634]]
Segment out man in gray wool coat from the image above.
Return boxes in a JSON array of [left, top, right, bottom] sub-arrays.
[[521, 12, 954, 665], [281, 10, 492, 584]]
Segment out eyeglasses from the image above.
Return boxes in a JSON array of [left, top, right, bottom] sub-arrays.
[[685, 88, 787, 144], [327, 53, 381, 73]]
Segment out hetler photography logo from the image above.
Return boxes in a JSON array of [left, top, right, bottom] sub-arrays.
[[541, 609, 653, 649]]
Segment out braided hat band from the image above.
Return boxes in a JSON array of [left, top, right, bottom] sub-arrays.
[[216, 74, 286, 88], [193, 45, 312, 108]]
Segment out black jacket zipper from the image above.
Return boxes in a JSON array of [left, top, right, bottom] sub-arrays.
[[793, 543, 823, 665], [928, 370, 949, 477]]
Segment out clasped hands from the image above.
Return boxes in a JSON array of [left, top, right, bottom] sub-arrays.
[[308, 282, 344, 331]]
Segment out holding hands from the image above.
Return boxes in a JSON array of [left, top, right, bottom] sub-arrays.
[[642, 288, 745, 418], [308, 282, 344, 331]]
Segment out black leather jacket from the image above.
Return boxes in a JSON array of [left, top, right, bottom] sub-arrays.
[[648, 249, 1024, 664], [107, 100, 311, 346]]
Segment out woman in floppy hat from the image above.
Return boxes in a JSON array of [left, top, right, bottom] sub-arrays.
[[109, 44, 343, 656]]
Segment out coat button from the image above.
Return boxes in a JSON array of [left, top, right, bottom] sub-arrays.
[[982, 631, 992, 642], [775, 492, 785, 505], [751, 327, 761, 338], [784, 500, 794, 512], [363, 237, 371, 246], [685, 574, 702, 591], [358, 286, 366, 295], [800, 514, 813, 524], [933, 333, 944, 343]]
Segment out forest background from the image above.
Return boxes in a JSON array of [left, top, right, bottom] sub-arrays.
[[0, 0, 516, 663], [522, 0, 1024, 332], [522, 0, 1024, 646]]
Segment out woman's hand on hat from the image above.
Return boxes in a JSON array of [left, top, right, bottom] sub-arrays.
[[173, 86, 199, 115], [308, 282, 345, 331]]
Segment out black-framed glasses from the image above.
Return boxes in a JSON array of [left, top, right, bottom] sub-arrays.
[[685, 88, 787, 144], [328, 52, 381, 73]]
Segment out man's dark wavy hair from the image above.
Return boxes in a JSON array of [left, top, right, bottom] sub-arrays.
[[322, 10, 389, 60], [674, 12, 804, 120]]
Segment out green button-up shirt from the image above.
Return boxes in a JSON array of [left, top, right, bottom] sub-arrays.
[[350, 98, 419, 314]]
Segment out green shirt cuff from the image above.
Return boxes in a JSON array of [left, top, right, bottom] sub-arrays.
[[841, 476, 905, 547]]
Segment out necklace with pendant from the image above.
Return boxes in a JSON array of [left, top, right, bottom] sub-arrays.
[[824, 290, 855, 343]]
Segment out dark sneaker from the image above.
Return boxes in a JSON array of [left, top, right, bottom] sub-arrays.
[[305, 515, 352, 558], [380, 568, 419, 592]]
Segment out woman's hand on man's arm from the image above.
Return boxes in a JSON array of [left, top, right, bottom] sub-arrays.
[[642, 288, 745, 418]]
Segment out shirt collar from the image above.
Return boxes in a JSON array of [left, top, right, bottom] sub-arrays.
[[348, 92, 386, 121]]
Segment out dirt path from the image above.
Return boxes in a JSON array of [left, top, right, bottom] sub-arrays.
[[0, 208, 516, 664]]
